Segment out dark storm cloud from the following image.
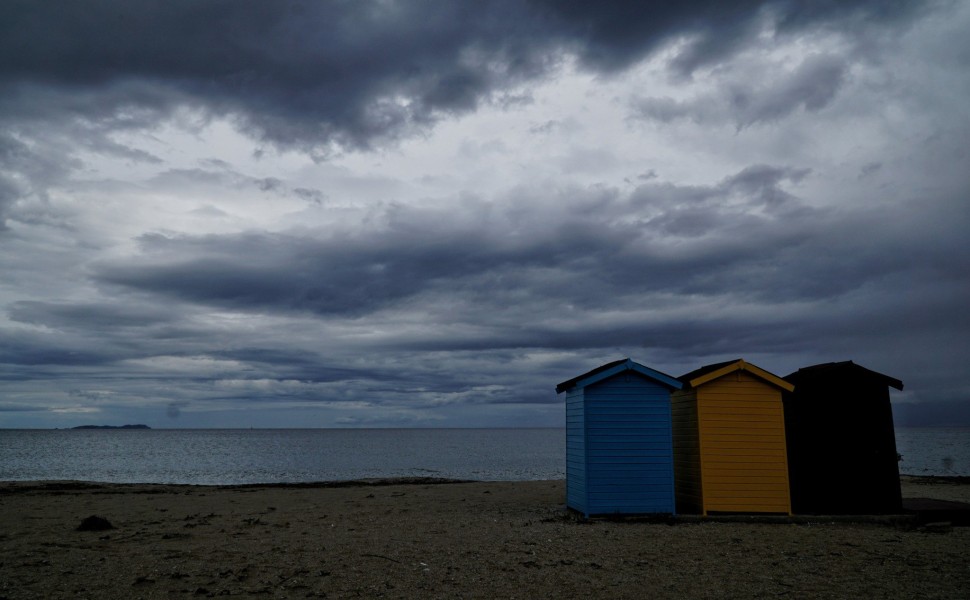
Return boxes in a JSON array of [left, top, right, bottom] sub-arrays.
[[731, 54, 848, 125], [0, 0, 922, 153], [8, 301, 176, 330], [0, 329, 117, 368], [386, 317, 809, 358], [632, 53, 849, 127], [0, 1, 963, 427], [76, 160, 968, 421], [533, 0, 922, 75], [93, 164, 962, 336], [1, 0, 550, 152], [0, 403, 46, 412]]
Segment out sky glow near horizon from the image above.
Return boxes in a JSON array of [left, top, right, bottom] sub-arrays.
[[1, 1, 968, 428]]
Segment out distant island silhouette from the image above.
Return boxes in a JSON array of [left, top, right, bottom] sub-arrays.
[[71, 424, 151, 430]]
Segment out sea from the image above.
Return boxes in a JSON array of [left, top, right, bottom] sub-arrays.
[[0, 427, 967, 485], [0, 428, 565, 485]]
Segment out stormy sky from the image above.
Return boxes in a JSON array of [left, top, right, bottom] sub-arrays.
[[2, 0, 968, 428]]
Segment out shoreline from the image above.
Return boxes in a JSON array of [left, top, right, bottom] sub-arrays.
[[0, 476, 477, 494], [2, 477, 968, 598], [4, 475, 968, 523], [3, 473, 967, 487]]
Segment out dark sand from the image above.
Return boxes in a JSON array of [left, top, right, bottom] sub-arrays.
[[1, 476, 968, 599]]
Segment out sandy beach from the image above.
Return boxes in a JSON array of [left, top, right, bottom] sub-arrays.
[[1, 477, 968, 599]]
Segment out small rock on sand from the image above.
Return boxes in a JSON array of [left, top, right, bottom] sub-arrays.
[[76, 515, 114, 531]]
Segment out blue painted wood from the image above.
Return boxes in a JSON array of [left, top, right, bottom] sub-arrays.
[[560, 360, 680, 517], [565, 387, 587, 515]]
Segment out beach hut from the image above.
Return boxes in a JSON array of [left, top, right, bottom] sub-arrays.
[[557, 358, 683, 517], [672, 359, 794, 515], [783, 361, 904, 514]]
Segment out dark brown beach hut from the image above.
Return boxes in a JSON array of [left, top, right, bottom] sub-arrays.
[[783, 361, 904, 514]]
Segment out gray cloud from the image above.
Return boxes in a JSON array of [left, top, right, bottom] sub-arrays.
[[632, 53, 849, 127], [0, 329, 117, 368], [0, 1, 965, 428], [91, 165, 964, 333], [0, 176, 19, 231], [731, 54, 848, 125], [8, 301, 176, 330], [0, 1, 922, 153], [535, 0, 921, 75]]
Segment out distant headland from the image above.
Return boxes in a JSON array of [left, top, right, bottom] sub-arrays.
[[71, 424, 151, 430]]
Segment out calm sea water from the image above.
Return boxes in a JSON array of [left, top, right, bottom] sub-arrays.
[[0, 428, 565, 485], [0, 427, 966, 485], [894, 427, 970, 477]]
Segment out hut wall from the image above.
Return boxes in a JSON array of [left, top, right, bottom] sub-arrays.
[[784, 374, 902, 514], [695, 371, 791, 514], [565, 387, 587, 515], [574, 373, 676, 515], [671, 389, 703, 513]]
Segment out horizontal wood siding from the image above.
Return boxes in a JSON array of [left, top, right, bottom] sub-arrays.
[[584, 374, 675, 515], [671, 389, 702, 513], [565, 388, 586, 514], [697, 371, 790, 514]]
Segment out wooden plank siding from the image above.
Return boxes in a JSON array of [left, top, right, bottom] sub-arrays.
[[672, 362, 793, 516], [565, 388, 587, 515], [671, 389, 703, 513], [695, 371, 791, 514], [581, 375, 676, 515], [559, 359, 681, 517]]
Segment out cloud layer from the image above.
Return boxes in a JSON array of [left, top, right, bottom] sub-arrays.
[[1, 1, 967, 427]]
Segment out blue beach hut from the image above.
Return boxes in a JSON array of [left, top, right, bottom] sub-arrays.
[[556, 358, 683, 517]]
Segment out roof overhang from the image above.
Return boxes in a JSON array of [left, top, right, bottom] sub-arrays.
[[785, 361, 903, 390], [685, 359, 795, 392], [556, 358, 683, 394]]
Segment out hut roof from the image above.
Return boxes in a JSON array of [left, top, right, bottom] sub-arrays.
[[555, 358, 682, 394], [784, 360, 903, 390], [678, 358, 794, 392]]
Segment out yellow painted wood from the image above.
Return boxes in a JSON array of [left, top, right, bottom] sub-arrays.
[[696, 370, 791, 514], [671, 365, 794, 515]]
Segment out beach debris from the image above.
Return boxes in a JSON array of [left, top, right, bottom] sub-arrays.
[[76, 515, 114, 531], [361, 553, 401, 563], [921, 521, 953, 534]]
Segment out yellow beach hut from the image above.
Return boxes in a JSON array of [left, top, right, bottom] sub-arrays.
[[672, 359, 794, 515]]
